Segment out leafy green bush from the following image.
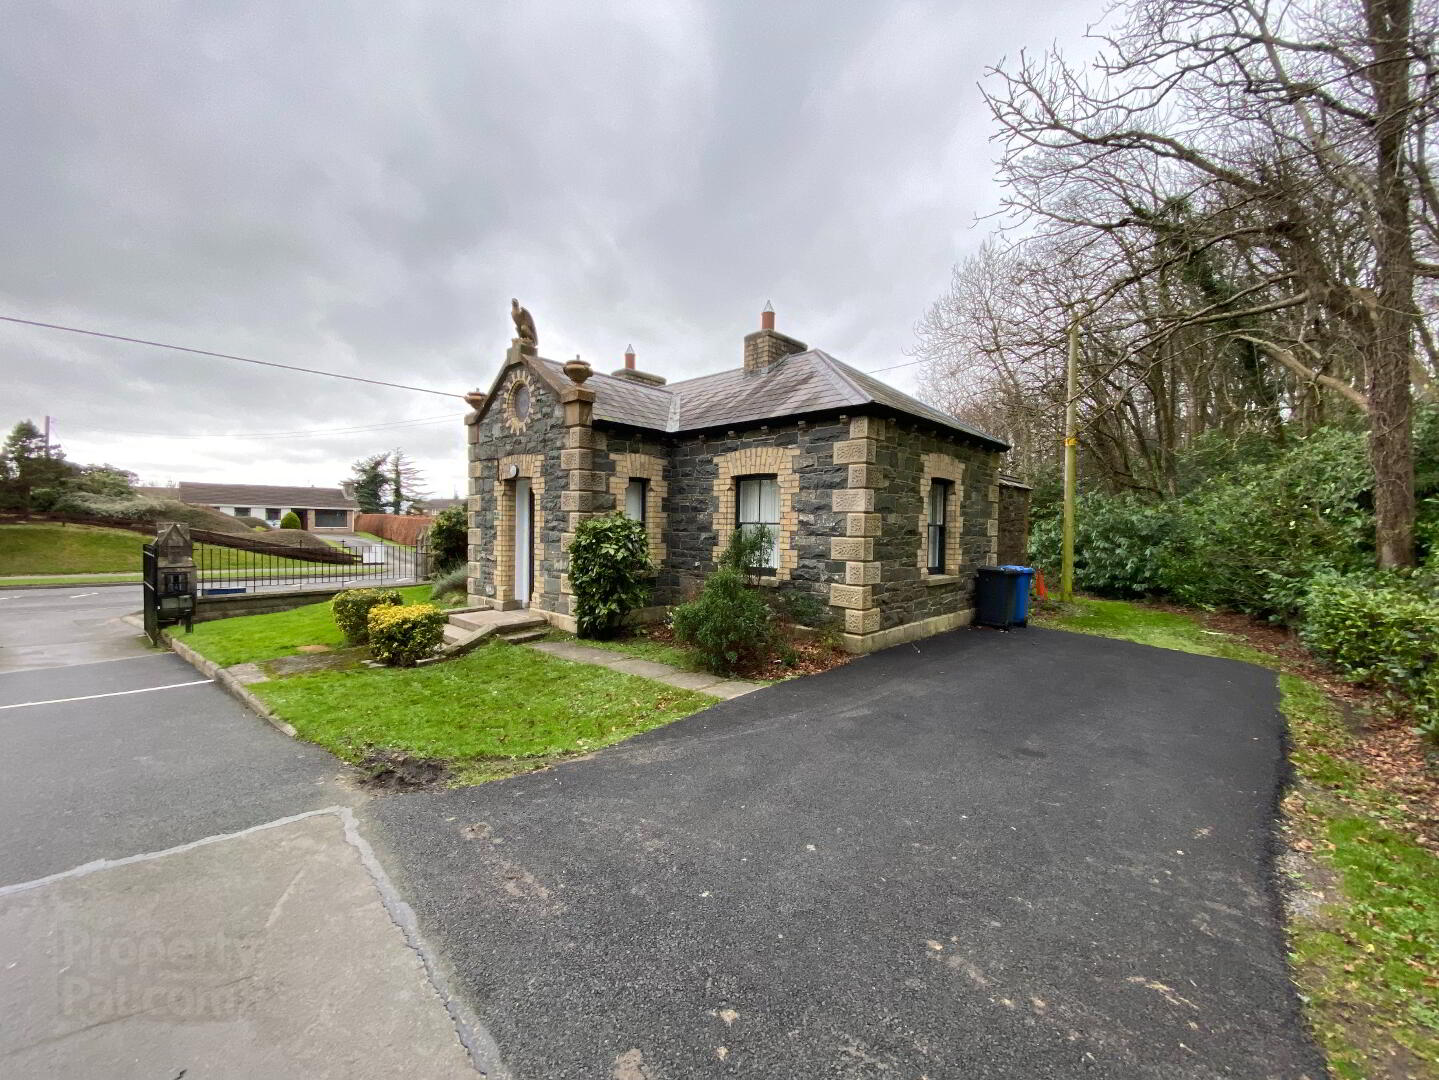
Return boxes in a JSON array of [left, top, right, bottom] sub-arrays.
[[1031, 425, 1390, 620], [1300, 573, 1439, 735], [279, 510, 302, 530], [1030, 494, 1176, 598], [671, 529, 775, 674], [568, 512, 652, 639], [428, 505, 467, 574], [429, 565, 469, 602], [367, 602, 446, 667], [332, 587, 402, 645]]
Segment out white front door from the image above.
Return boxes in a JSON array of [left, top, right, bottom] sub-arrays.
[[513, 478, 532, 607]]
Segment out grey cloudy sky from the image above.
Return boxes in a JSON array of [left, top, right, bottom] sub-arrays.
[[1, 1, 1101, 499]]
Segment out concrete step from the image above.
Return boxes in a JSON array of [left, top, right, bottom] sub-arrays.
[[498, 629, 548, 645], [442, 625, 465, 645], [448, 610, 548, 634]]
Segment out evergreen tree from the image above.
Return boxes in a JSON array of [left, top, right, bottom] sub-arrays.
[[0, 419, 75, 511], [388, 448, 429, 515], [348, 452, 391, 514]]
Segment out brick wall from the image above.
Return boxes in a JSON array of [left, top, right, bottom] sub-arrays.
[[354, 513, 433, 547]]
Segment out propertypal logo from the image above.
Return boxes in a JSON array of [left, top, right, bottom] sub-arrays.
[[59, 925, 260, 1022]]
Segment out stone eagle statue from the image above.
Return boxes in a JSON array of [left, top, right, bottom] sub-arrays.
[[511, 298, 537, 345]]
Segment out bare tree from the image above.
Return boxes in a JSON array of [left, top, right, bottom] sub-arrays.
[[931, 0, 1439, 564]]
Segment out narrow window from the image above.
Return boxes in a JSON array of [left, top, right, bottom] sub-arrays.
[[927, 480, 952, 574], [624, 478, 648, 524], [266, 507, 282, 520], [736, 475, 780, 570]]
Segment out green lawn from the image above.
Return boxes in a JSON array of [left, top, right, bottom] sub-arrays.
[[0, 523, 144, 575], [0, 523, 361, 576], [253, 642, 711, 783], [1032, 595, 1270, 664], [1037, 596, 1439, 1076], [179, 585, 437, 666], [353, 531, 412, 548], [0, 573, 143, 586]]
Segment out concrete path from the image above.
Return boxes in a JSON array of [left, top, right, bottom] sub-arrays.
[[0, 588, 482, 1077], [369, 627, 1325, 1079], [526, 639, 763, 699]]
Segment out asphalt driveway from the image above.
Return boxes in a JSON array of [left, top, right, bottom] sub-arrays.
[[370, 627, 1325, 1079]]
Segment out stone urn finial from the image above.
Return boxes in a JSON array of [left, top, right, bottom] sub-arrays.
[[464, 388, 487, 409], [563, 354, 592, 386]]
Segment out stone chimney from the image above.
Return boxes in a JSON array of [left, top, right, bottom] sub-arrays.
[[743, 301, 806, 375], [611, 344, 666, 386]]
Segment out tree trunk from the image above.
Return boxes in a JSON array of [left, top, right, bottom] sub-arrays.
[[1366, 0, 1418, 567]]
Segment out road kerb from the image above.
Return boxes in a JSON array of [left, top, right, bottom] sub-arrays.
[[165, 633, 298, 739]]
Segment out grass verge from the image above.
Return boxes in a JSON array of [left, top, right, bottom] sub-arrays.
[[0, 523, 369, 576], [0, 573, 143, 586], [180, 585, 437, 666], [1036, 596, 1439, 1078], [251, 641, 712, 784]]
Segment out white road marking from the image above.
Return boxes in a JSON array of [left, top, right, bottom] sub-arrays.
[[68, 592, 100, 599], [0, 805, 506, 1077], [0, 652, 171, 676], [0, 679, 213, 710], [0, 806, 343, 898]]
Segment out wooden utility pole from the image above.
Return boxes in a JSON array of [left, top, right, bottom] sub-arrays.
[[1061, 316, 1079, 602]]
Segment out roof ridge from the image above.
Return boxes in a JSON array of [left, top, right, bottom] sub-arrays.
[[811, 350, 868, 406]]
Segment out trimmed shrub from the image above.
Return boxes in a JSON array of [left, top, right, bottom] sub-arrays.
[[279, 510, 302, 530], [568, 512, 652, 639], [367, 602, 446, 667], [429, 565, 469, 602], [671, 528, 775, 674], [332, 587, 402, 645], [1300, 573, 1439, 735], [428, 506, 467, 574]]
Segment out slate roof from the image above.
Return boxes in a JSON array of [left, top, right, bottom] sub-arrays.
[[176, 482, 358, 510], [537, 350, 1006, 448]]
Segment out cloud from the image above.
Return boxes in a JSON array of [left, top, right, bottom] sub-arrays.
[[0, 0, 1101, 493]]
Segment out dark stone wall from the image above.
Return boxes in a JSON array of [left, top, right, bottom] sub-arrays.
[[873, 423, 1001, 631], [652, 419, 849, 612], [996, 483, 1031, 566], [468, 363, 568, 612]]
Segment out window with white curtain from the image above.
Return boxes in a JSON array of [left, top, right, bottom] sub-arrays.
[[736, 475, 780, 570], [624, 478, 647, 523], [927, 480, 952, 573]]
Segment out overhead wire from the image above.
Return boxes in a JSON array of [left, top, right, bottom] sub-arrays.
[[81, 413, 464, 440], [0, 315, 466, 399]]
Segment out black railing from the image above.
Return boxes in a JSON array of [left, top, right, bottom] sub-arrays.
[[195, 534, 429, 595]]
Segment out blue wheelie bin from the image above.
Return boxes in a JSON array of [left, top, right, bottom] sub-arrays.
[[1000, 565, 1036, 626]]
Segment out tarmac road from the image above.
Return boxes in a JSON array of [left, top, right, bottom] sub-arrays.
[[0, 588, 481, 1079], [367, 626, 1326, 1079]]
